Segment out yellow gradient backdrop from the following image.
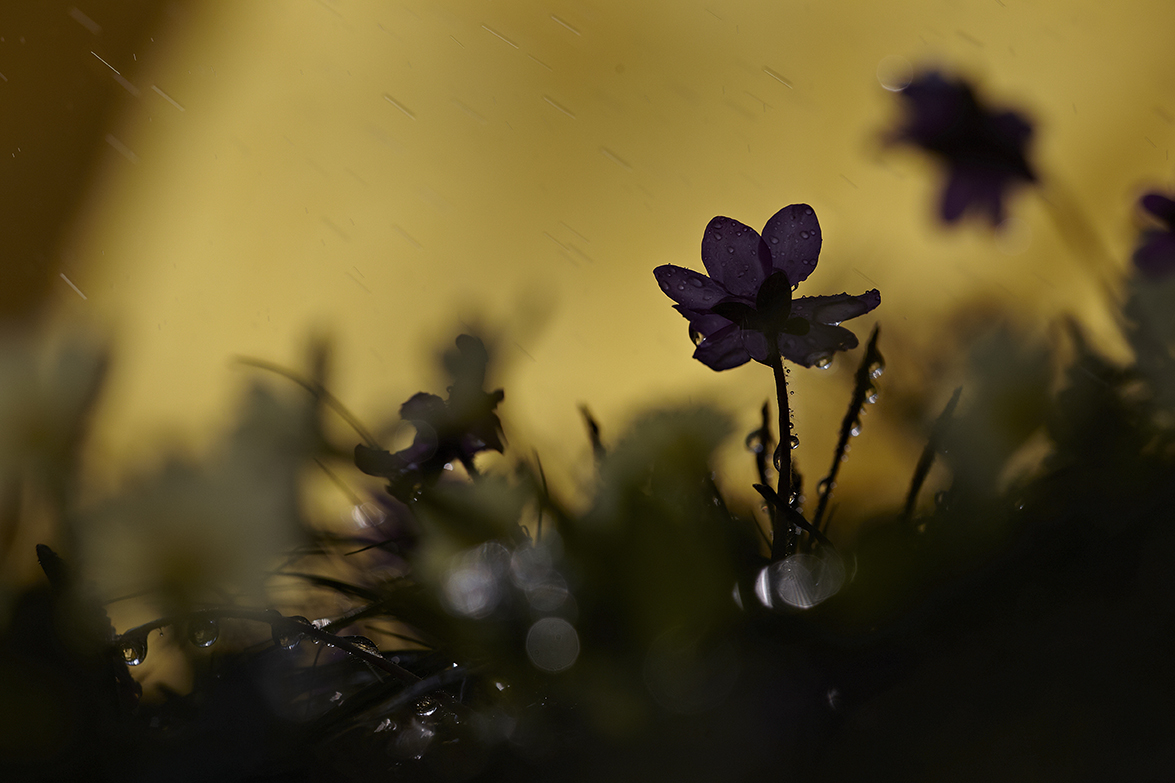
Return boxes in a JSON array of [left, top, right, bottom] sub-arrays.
[[51, 0, 1175, 523]]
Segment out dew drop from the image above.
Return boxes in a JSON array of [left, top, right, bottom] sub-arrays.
[[121, 635, 148, 666], [817, 478, 835, 496], [770, 236, 779, 244], [772, 444, 785, 473], [868, 361, 885, 379], [677, 283, 686, 291], [849, 424, 861, 438], [660, 281, 670, 292], [814, 355, 833, 370], [689, 277, 703, 288], [745, 431, 766, 454], [789, 434, 800, 450], [187, 617, 219, 649], [690, 326, 704, 346], [727, 245, 736, 255], [799, 230, 810, 240], [273, 616, 310, 650], [865, 390, 879, 405], [344, 635, 381, 657]]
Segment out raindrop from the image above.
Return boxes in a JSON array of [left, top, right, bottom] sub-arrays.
[[344, 635, 381, 657], [660, 281, 670, 292], [772, 444, 786, 472], [690, 326, 704, 346], [849, 423, 861, 437], [788, 434, 800, 450], [526, 618, 580, 672], [799, 230, 810, 239], [814, 355, 833, 370], [677, 283, 686, 291], [745, 431, 765, 454], [121, 635, 148, 666], [876, 55, 913, 92], [187, 617, 219, 648], [727, 246, 736, 255], [817, 478, 835, 496], [761, 550, 846, 609], [868, 361, 885, 380], [415, 698, 440, 717], [770, 236, 779, 244], [689, 277, 703, 287], [273, 616, 310, 650], [865, 390, 879, 405]]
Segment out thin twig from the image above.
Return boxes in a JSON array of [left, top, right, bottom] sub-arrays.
[[234, 356, 380, 448]]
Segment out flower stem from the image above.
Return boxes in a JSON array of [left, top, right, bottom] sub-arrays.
[[766, 338, 794, 559]]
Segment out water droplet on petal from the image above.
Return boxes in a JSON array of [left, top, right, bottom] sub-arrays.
[[814, 355, 833, 370], [187, 617, 219, 648], [727, 246, 736, 255], [677, 283, 686, 291], [799, 230, 809, 239], [121, 635, 148, 666], [770, 236, 779, 244], [660, 281, 670, 291], [689, 277, 703, 287]]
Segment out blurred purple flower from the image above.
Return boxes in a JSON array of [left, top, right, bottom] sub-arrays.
[[355, 335, 504, 501], [894, 71, 1036, 225], [1134, 192, 1175, 279], [654, 204, 881, 370]]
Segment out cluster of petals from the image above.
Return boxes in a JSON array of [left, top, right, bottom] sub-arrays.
[[894, 71, 1036, 226], [654, 204, 880, 370], [1134, 192, 1175, 279]]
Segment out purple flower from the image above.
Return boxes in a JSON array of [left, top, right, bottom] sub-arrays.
[[1134, 192, 1175, 279], [355, 335, 504, 501], [894, 71, 1036, 225], [654, 204, 881, 370]]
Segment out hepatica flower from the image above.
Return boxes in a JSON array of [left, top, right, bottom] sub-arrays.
[[894, 71, 1036, 225], [1133, 192, 1175, 279], [654, 204, 880, 370]]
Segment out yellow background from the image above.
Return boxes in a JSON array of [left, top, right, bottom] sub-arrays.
[[21, 0, 1175, 524]]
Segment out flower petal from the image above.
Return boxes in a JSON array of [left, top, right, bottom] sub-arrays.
[[701, 216, 772, 298], [654, 265, 728, 309], [791, 289, 881, 325], [673, 305, 732, 338], [1134, 231, 1175, 279], [692, 324, 752, 370], [777, 324, 860, 367], [761, 204, 822, 285], [400, 392, 446, 422], [1141, 193, 1175, 229]]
